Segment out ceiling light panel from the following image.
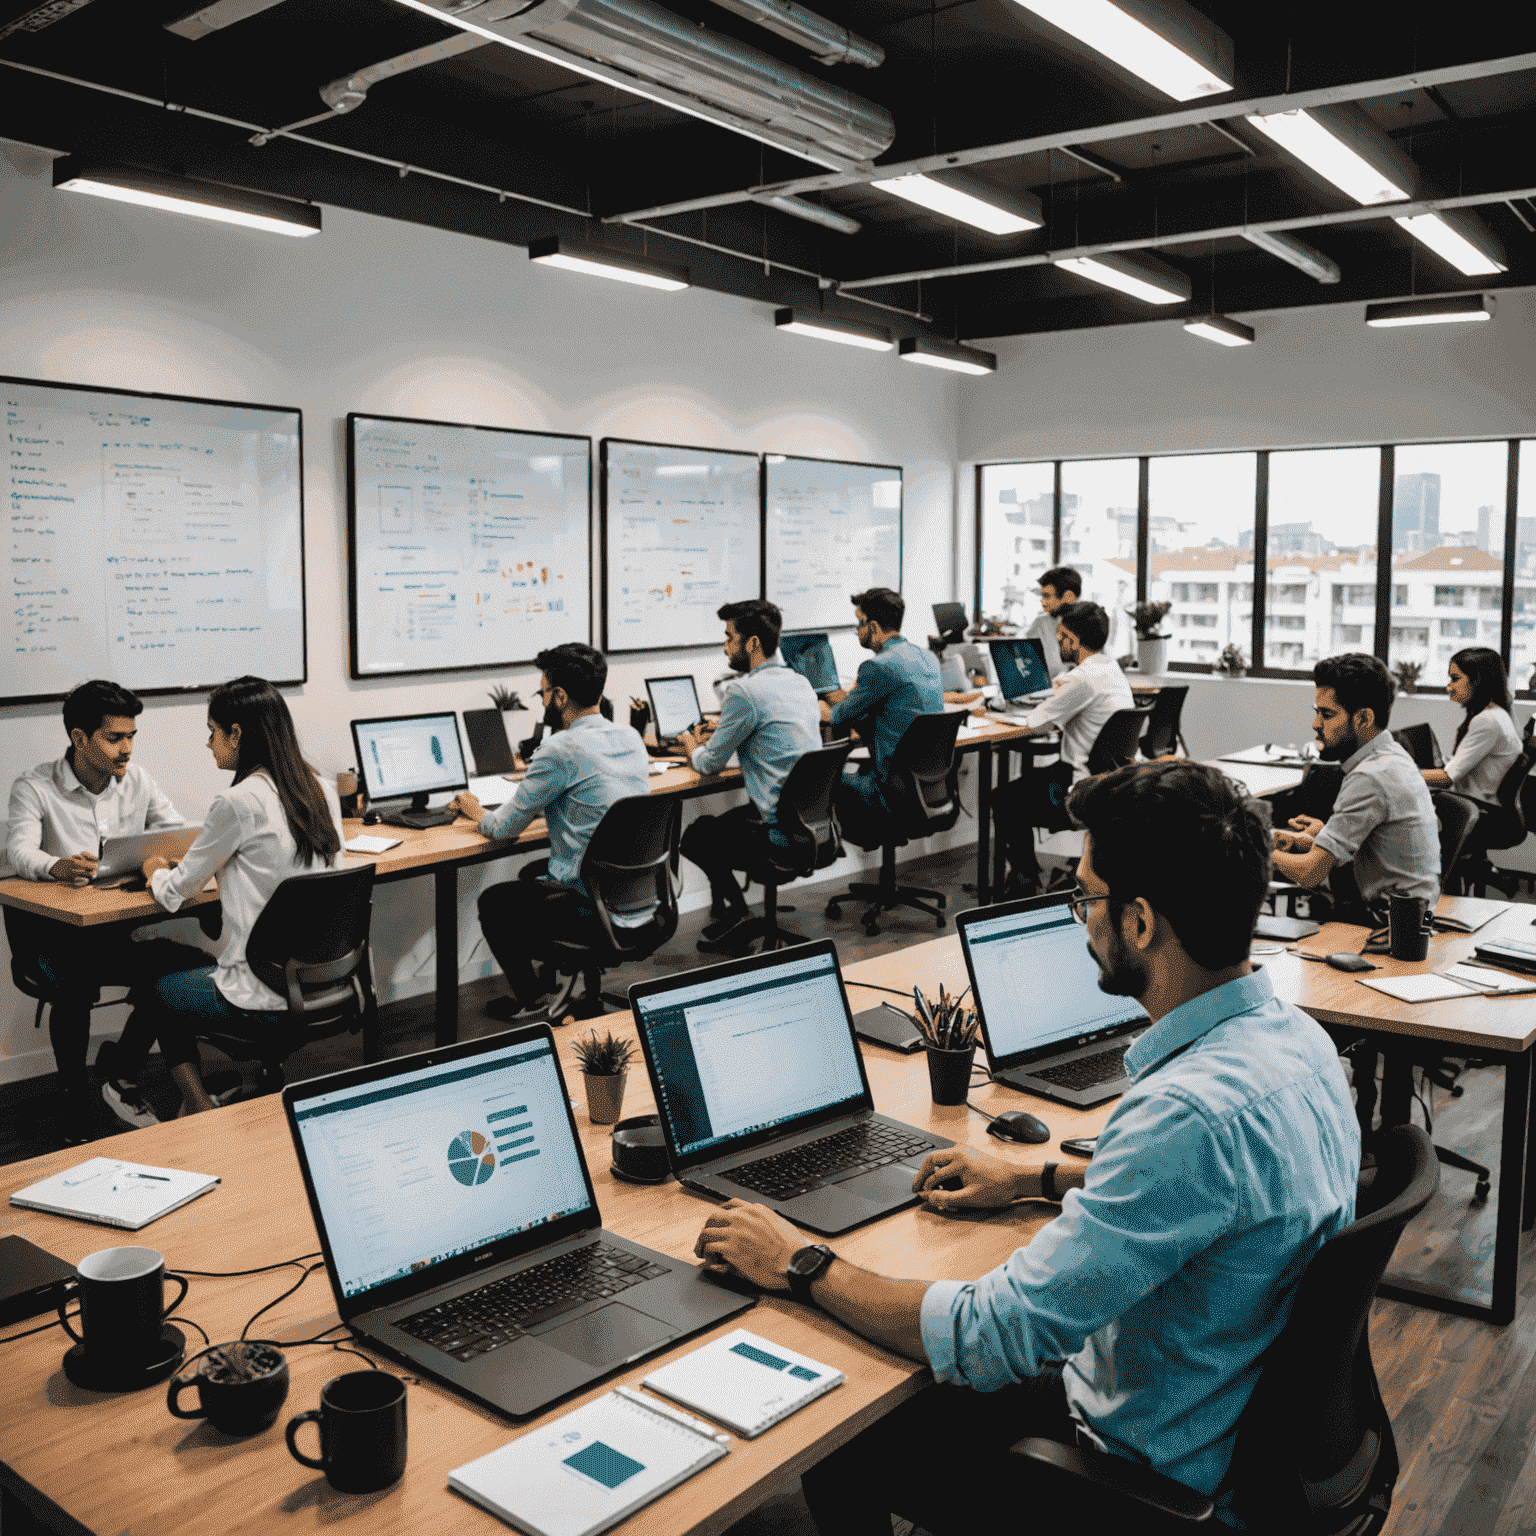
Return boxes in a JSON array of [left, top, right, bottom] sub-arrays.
[[898, 337, 998, 375], [52, 158, 320, 237], [527, 236, 689, 290], [1056, 251, 1191, 305], [774, 308, 893, 351], [1392, 213, 1507, 277], [870, 172, 1042, 236], [1365, 293, 1496, 328], [1183, 315, 1254, 347], [1245, 103, 1413, 205]]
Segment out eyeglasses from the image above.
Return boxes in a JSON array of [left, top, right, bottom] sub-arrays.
[[1068, 889, 1109, 924]]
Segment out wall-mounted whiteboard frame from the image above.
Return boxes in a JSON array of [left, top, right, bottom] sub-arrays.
[[3, 374, 307, 707], [763, 454, 903, 632], [601, 437, 763, 655], [347, 412, 593, 680]]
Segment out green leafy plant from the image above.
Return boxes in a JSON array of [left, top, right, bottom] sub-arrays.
[[1392, 659, 1422, 694], [488, 685, 526, 711], [1126, 601, 1172, 639], [570, 1029, 636, 1077]]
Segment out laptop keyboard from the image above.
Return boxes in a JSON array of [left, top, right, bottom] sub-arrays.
[[1031, 1046, 1129, 1092], [728, 1122, 937, 1202], [395, 1242, 670, 1362]]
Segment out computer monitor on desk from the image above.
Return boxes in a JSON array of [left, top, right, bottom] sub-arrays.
[[991, 637, 1052, 703], [351, 713, 469, 828], [932, 602, 968, 647], [780, 632, 839, 695]]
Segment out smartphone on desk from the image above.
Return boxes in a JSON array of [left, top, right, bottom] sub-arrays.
[[1060, 1137, 1097, 1158]]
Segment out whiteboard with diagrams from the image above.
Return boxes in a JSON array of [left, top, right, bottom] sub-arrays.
[[4, 375, 305, 705], [764, 455, 902, 631], [601, 438, 762, 653], [348, 414, 591, 678]]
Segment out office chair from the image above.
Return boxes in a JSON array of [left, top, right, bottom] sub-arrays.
[[197, 864, 380, 1093], [542, 795, 681, 1022], [1452, 740, 1536, 896], [1087, 705, 1153, 776], [4, 906, 129, 1039], [1390, 722, 1441, 771], [1138, 686, 1189, 760], [1010, 1123, 1437, 1536], [729, 743, 854, 953], [826, 711, 965, 938]]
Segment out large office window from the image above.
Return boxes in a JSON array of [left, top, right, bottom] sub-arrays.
[[978, 462, 1053, 624], [1061, 458, 1138, 659], [1513, 440, 1536, 693], [1146, 453, 1256, 668], [1388, 442, 1509, 688], [1268, 447, 1380, 673]]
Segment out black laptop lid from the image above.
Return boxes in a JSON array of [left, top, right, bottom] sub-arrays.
[[283, 1026, 600, 1322], [463, 708, 517, 776], [628, 942, 874, 1173], [957, 895, 1148, 1073], [992, 637, 1051, 699]]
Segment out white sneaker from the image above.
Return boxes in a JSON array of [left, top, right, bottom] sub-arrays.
[[210, 1083, 243, 1107], [102, 1080, 159, 1129]]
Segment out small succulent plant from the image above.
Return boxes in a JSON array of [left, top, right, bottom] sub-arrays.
[[1218, 643, 1247, 675], [569, 1030, 636, 1077], [1392, 659, 1422, 695], [488, 684, 526, 710]]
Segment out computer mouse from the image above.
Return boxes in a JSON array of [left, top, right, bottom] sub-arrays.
[[1324, 951, 1377, 973], [362, 810, 381, 826], [935, 1175, 964, 1192], [987, 1111, 1051, 1145]]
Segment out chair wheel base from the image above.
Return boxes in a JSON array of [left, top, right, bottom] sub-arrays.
[[1474, 1180, 1491, 1204]]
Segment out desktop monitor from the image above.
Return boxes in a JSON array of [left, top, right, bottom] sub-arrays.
[[992, 637, 1051, 700], [779, 632, 839, 695], [351, 713, 470, 812], [645, 676, 704, 740], [932, 602, 968, 643]]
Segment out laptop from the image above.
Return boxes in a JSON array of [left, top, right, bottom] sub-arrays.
[[989, 636, 1053, 709], [628, 943, 953, 1236], [93, 825, 201, 884], [956, 894, 1149, 1108], [462, 708, 519, 777], [644, 675, 704, 749], [779, 632, 840, 695], [282, 1026, 753, 1420]]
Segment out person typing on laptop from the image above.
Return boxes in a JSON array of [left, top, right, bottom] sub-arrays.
[[5, 679, 207, 1143], [694, 760, 1360, 1534]]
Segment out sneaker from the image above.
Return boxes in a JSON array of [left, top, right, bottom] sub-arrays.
[[102, 1079, 160, 1130], [697, 913, 756, 954], [210, 1084, 243, 1108], [484, 993, 552, 1023]]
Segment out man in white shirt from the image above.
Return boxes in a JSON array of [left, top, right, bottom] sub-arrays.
[[1025, 565, 1081, 679], [5, 679, 207, 1142], [994, 602, 1134, 892]]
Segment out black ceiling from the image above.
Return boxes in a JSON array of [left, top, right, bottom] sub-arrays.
[[2, 0, 1533, 342]]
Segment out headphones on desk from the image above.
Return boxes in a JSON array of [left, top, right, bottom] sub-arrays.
[[610, 1115, 671, 1185]]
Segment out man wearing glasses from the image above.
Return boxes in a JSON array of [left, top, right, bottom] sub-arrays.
[[452, 643, 651, 1021], [693, 760, 1359, 1533]]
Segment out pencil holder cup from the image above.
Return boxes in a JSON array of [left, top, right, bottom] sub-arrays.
[[925, 1044, 975, 1106]]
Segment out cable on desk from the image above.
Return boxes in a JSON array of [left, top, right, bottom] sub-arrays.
[[0, 1315, 66, 1345], [242, 1261, 327, 1340], [173, 1253, 321, 1277], [843, 981, 916, 998]]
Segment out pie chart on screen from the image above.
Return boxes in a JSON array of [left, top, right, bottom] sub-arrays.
[[447, 1130, 495, 1186]]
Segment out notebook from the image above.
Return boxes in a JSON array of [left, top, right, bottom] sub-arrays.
[[628, 942, 952, 1237], [10, 1158, 220, 1230], [282, 1025, 752, 1420], [956, 894, 1149, 1108]]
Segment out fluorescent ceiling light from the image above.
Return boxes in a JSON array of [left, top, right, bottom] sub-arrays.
[[1056, 251, 1191, 305], [1240, 229, 1340, 284], [527, 235, 688, 291], [898, 336, 997, 375], [1183, 314, 1254, 347], [51, 157, 320, 237], [1245, 105, 1412, 205], [753, 193, 861, 235], [1392, 213, 1506, 277], [870, 172, 1042, 236], [1365, 293, 1496, 328], [774, 307, 893, 351], [164, 0, 287, 39], [1013, 0, 1233, 101]]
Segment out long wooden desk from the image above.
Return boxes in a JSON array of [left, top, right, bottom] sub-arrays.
[[0, 937, 1105, 1536]]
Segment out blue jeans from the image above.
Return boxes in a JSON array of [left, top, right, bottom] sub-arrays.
[[116, 963, 273, 1072]]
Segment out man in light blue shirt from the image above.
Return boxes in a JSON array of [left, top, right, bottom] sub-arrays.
[[824, 586, 943, 850], [452, 643, 650, 1022], [692, 761, 1360, 1533], [677, 599, 821, 954]]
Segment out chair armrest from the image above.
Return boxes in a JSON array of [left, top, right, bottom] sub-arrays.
[[1010, 1438, 1216, 1523]]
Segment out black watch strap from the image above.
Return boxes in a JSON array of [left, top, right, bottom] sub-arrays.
[[1041, 1162, 1059, 1202], [786, 1244, 836, 1305]]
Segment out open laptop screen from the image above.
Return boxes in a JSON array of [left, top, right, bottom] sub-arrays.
[[633, 949, 865, 1160], [646, 676, 703, 739], [991, 637, 1051, 700], [289, 1038, 592, 1302], [962, 902, 1147, 1063]]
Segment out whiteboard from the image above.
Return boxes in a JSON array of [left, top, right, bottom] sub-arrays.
[[765, 455, 902, 631], [4, 376, 305, 706], [348, 415, 591, 678], [602, 439, 762, 653]]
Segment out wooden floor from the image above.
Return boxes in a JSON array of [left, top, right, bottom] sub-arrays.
[[5, 846, 1535, 1536]]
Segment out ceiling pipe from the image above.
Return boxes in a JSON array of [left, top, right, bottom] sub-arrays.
[[319, 33, 488, 115], [705, 0, 883, 68]]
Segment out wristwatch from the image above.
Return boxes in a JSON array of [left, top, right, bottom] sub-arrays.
[[785, 1244, 837, 1305]]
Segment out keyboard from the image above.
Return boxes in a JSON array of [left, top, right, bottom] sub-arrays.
[[396, 1242, 669, 1362], [381, 808, 458, 829], [727, 1122, 937, 1202], [1030, 1045, 1130, 1092]]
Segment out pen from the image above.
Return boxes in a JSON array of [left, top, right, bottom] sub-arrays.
[[131, 1172, 171, 1181]]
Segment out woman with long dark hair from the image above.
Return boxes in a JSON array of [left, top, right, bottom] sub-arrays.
[[1422, 647, 1520, 803], [99, 677, 344, 1123]]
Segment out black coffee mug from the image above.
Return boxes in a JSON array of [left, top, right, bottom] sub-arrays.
[[286, 1371, 407, 1494], [1388, 894, 1430, 962], [168, 1341, 290, 1435], [59, 1246, 188, 1364]]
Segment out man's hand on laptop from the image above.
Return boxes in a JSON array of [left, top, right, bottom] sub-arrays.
[[50, 851, 98, 885], [677, 726, 704, 758], [913, 1148, 1030, 1210], [449, 791, 484, 824], [693, 1199, 802, 1291]]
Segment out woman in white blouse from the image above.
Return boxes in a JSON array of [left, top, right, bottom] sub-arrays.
[[1423, 648, 1523, 844], [100, 676, 343, 1124]]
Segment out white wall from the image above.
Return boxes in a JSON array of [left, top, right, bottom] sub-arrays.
[[0, 144, 961, 1082]]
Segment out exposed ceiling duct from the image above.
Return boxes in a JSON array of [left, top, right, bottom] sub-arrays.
[[319, 33, 487, 116], [705, 0, 883, 69]]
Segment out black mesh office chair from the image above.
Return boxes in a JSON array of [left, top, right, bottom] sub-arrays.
[[1452, 741, 1536, 896], [197, 864, 379, 1093], [1139, 687, 1189, 760], [542, 795, 681, 1022], [1009, 1124, 1437, 1536], [826, 711, 965, 938], [1086, 706, 1153, 777]]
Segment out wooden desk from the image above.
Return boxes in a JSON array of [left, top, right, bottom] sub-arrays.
[[0, 937, 1100, 1536]]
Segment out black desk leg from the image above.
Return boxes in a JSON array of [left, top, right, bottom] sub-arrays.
[[435, 867, 459, 1047], [975, 744, 993, 906], [993, 749, 1012, 896]]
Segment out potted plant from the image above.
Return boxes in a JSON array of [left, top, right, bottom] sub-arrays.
[[488, 684, 527, 713], [1125, 601, 1172, 676], [1392, 659, 1421, 695], [570, 1029, 637, 1124], [1217, 643, 1247, 678]]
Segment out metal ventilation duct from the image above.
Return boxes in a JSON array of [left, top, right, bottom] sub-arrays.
[[706, 0, 883, 68]]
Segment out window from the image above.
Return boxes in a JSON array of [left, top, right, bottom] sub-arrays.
[[1335, 625, 1363, 644], [1434, 586, 1466, 607], [1440, 618, 1478, 638], [980, 463, 1053, 624], [1479, 589, 1502, 610], [1267, 615, 1305, 630], [1269, 583, 1308, 604], [1391, 626, 1429, 646], [1394, 585, 1408, 606], [1267, 447, 1379, 672], [1169, 583, 1189, 601], [1061, 458, 1139, 659], [1513, 442, 1536, 694]]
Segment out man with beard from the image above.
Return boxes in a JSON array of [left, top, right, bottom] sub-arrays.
[[690, 761, 1359, 1533], [453, 643, 650, 1021], [676, 599, 821, 954], [1271, 652, 1439, 917]]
